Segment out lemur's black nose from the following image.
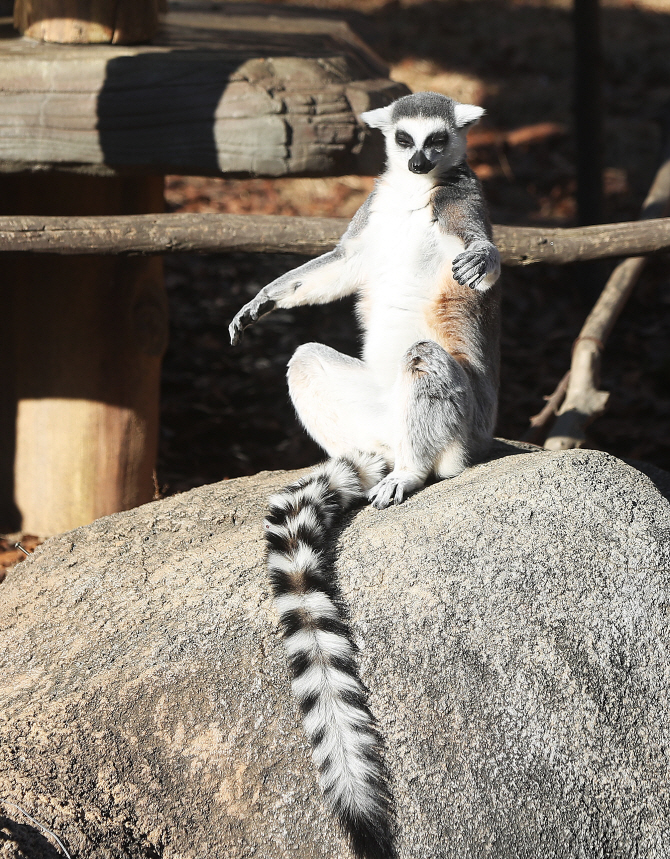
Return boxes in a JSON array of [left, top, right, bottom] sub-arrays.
[[409, 151, 432, 174]]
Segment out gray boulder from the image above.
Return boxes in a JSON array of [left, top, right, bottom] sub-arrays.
[[1, 441, 669, 859]]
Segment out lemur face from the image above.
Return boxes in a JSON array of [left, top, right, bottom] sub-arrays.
[[392, 117, 456, 175], [361, 92, 485, 180]]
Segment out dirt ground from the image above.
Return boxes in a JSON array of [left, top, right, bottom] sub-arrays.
[[157, 0, 670, 496]]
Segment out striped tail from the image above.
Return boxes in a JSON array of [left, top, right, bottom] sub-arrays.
[[264, 453, 396, 859]]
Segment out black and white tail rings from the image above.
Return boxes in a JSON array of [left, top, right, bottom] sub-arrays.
[[264, 454, 396, 859]]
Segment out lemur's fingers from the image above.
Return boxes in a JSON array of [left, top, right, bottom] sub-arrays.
[[368, 471, 422, 509], [454, 265, 486, 289], [228, 314, 245, 345], [452, 252, 487, 288], [452, 253, 484, 276], [464, 268, 487, 290], [229, 296, 277, 345]]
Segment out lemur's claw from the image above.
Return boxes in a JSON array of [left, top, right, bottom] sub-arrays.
[[229, 314, 247, 345], [229, 296, 277, 345], [368, 472, 422, 509]]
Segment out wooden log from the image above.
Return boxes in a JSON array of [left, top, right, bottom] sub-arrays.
[[13, 0, 162, 44], [0, 213, 669, 266], [0, 173, 168, 536], [0, 4, 407, 178], [492, 219, 670, 266]]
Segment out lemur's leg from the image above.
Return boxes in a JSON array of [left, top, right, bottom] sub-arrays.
[[368, 340, 473, 509], [287, 343, 392, 461]]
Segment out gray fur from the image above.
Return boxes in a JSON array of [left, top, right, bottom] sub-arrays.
[[432, 163, 500, 292], [390, 92, 456, 124], [388, 93, 484, 130], [367, 341, 472, 509]]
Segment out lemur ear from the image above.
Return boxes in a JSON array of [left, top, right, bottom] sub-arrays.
[[453, 103, 485, 129], [360, 104, 394, 129]]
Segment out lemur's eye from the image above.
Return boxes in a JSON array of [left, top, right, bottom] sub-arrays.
[[425, 132, 449, 151], [395, 130, 414, 149]]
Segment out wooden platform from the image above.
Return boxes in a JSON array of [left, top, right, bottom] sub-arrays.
[[0, 2, 407, 536], [0, 1, 407, 177]]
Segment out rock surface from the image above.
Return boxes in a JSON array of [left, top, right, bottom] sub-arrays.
[[1, 442, 670, 859]]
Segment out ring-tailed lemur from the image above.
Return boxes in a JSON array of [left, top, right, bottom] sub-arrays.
[[229, 92, 501, 859]]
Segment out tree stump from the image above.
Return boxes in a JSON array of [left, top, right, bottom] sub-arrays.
[[0, 174, 167, 535], [13, 0, 163, 44]]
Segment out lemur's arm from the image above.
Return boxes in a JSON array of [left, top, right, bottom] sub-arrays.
[[229, 196, 372, 345], [433, 166, 501, 292]]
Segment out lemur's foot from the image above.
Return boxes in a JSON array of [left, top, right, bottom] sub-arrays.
[[368, 471, 423, 509], [229, 295, 276, 345], [452, 241, 500, 291]]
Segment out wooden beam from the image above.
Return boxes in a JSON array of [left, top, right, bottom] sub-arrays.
[[1, 213, 670, 265], [493, 219, 670, 265], [0, 5, 407, 178]]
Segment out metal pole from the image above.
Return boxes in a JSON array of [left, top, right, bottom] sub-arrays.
[[574, 0, 604, 226]]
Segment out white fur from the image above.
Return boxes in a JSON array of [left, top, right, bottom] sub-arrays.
[[264, 522, 292, 545], [359, 180, 466, 387], [320, 458, 362, 504], [283, 506, 322, 537], [435, 439, 469, 479], [293, 481, 329, 509], [273, 591, 339, 620], [453, 102, 485, 128], [267, 550, 297, 575], [287, 345, 391, 460], [292, 664, 361, 701], [283, 628, 353, 663], [360, 104, 393, 129], [305, 682, 383, 813]]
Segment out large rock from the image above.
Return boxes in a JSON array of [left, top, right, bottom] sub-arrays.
[[1, 442, 670, 859]]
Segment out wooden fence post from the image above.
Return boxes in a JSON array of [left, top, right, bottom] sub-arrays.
[[0, 174, 167, 537], [1, 0, 167, 536]]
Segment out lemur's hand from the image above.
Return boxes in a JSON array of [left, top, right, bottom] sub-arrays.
[[229, 294, 276, 345], [452, 241, 500, 291]]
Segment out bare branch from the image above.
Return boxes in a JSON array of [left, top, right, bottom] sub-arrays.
[[0, 214, 352, 258], [1, 213, 670, 263], [544, 113, 670, 451], [521, 371, 571, 444], [495, 218, 670, 266]]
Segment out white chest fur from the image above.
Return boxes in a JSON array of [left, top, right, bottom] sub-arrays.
[[358, 179, 465, 384]]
